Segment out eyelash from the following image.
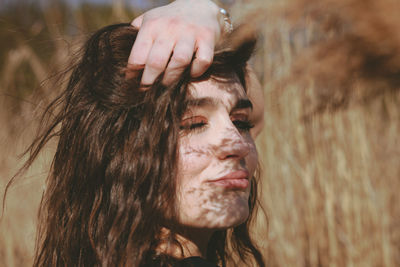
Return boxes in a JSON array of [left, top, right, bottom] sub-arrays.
[[179, 121, 207, 134], [232, 119, 255, 131], [179, 118, 254, 133]]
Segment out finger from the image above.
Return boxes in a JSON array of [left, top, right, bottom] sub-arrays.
[[127, 29, 153, 68], [131, 14, 144, 28], [141, 38, 175, 85], [191, 38, 214, 77], [162, 36, 196, 85]]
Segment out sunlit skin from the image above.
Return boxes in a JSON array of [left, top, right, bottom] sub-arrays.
[[170, 74, 258, 258]]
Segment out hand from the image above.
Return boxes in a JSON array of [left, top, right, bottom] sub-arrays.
[[128, 0, 222, 86]]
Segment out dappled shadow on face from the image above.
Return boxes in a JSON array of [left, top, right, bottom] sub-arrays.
[[177, 142, 253, 229], [176, 105, 258, 230], [177, 185, 250, 229]]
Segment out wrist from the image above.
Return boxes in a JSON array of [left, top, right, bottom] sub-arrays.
[[173, 0, 232, 36]]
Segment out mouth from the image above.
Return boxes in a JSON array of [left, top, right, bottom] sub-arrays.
[[208, 170, 250, 189]]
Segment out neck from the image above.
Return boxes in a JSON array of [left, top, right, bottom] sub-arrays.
[[158, 227, 214, 259]]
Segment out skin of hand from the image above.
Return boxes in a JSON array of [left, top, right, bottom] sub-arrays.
[[128, 0, 222, 86]]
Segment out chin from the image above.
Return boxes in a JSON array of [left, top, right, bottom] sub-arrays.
[[212, 195, 250, 229], [179, 193, 250, 230]]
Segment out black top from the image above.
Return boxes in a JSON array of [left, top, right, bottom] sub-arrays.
[[179, 257, 218, 267], [149, 256, 219, 267]]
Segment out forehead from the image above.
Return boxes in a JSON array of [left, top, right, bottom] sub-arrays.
[[188, 76, 247, 104]]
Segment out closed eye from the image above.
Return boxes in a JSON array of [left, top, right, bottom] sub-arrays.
[[231, 113, 254, 132], [232, 119, 254, 132], [179, 116, 208, 133]]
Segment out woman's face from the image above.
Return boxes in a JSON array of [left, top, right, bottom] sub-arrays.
[[176, 75, 258, 230]]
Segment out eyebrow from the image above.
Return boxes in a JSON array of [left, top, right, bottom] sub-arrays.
[[185, 97, 253, 111], [234, 98, 253, 110]]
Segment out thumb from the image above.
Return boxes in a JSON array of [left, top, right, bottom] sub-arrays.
[[131, 14, 144, 28]]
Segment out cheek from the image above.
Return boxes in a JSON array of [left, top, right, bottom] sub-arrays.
[[177, 137, 212, 184], [245, 136, 258, 178], [176, 138, 213, 223]]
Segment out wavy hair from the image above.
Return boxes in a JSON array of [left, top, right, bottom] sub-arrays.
[[10, 23, 264, 266]]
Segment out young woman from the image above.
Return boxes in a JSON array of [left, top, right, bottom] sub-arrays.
[[17, 23, 264, 266]]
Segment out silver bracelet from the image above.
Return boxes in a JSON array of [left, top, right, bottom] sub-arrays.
[[219, 7, 233, 34]]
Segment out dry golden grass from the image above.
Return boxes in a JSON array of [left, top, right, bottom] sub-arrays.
[[244, 0, 400, 266], [1, 0, 399, 266]]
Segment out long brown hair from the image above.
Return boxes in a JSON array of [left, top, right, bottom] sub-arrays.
[[10, 23, 264, 266]]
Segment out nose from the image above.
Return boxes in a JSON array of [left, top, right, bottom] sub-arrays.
[[214, 124, 251, 160]]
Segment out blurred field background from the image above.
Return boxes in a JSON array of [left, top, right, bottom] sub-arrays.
[[0, 0, 399, 266]]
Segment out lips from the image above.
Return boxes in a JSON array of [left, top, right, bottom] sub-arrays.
[[209, 170, 250, 189]]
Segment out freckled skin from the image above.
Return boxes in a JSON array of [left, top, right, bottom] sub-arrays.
[[176, 76, 258, 230]]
